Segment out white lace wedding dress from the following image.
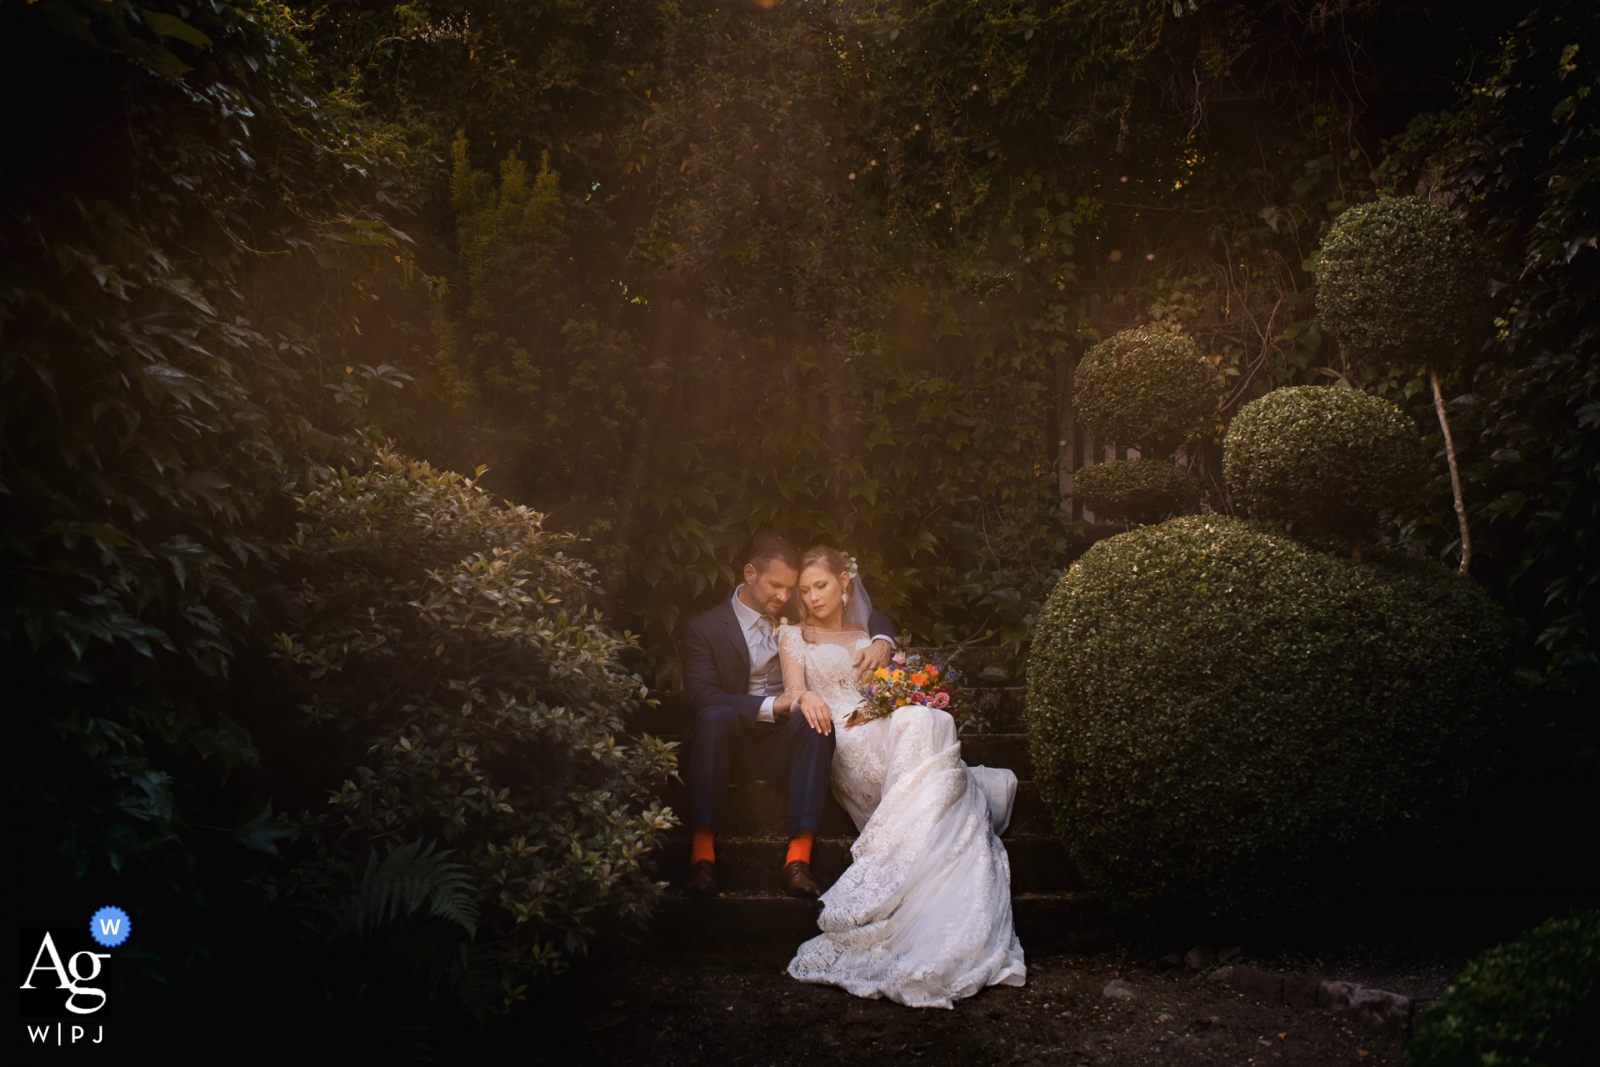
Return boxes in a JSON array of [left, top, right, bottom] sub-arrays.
[[778, 626, 1026, 1008]]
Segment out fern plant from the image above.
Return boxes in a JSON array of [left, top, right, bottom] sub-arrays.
[[340, 839, 480, 940]]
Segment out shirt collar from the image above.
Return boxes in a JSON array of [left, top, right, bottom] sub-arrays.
[[730, 587, 770, 632]]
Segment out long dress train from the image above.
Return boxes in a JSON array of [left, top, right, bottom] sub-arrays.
[[777, 628, 1026, 1008]]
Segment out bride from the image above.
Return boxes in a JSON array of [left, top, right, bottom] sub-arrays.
[[776, 545, 1026, 1008]]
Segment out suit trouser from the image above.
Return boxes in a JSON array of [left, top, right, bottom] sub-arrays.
[[686, 704, 835, 839]]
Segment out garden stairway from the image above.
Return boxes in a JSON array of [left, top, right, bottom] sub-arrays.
[[639, 649, 1113, 956]]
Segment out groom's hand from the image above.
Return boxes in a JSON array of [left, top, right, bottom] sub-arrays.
[[852, 638, 893, 681]]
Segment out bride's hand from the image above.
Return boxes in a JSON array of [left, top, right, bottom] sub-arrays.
[[798, 692, 832, 736]]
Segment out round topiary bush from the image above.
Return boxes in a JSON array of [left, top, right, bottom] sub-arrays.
[[1224, 386, 1428, 542], [1025, 515, 1512, 918], [1075, 326, 1217, 455], [1316, 196, 1488, 370], [1072, 458, 1202, 525], [1408, 910, 1599, 1067]]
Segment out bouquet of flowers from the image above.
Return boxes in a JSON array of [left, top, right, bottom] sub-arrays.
[[848, 650, 958, 727]]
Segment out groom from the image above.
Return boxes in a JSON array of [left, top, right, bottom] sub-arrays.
[[679, 532, 897, 898]]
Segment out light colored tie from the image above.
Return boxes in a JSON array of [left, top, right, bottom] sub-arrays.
[[752, 617, 779, 692]]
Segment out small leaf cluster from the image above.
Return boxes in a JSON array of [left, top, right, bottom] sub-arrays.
[[1407, 909, 1599, 1067], [269, 448, 676, 1003], [1074, 326, 1217, 456], [1224, 386, 1427, 542], [1026, 516, 1513, 919], [1315, 196, 1488, 373], [1071, 459, 1201, 526]]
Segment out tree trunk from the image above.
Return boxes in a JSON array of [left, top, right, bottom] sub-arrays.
[[1430, 367, 1471, 575]]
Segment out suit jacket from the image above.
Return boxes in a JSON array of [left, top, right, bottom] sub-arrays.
[[680, 597, 899, 730]]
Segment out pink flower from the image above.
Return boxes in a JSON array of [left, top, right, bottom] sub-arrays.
[[931, 692, 950, 709], [893, 651, 907, 666]]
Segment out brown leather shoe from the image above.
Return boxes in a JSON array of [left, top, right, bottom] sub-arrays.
[[683, 859, 718, 897], [781, 860, 821, 899]]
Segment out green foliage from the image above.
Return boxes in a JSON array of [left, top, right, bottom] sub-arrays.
[[1074, 326, 1217, 455], [1408, 910, 1600, 1067], [1026, 516, 1513, 918], [1224, 386, 1427, 543], [2, 0, 419, 885], [269, 448, 676, 999], [1315, 196, 1488, 374], [340, 838, 480, 939], [310, 0, 1424, 665], [1072, 459, 1201, 526], [1381, 1, 1600, 692], [429, 136, 645, 572], [434, 137, 566, 410]]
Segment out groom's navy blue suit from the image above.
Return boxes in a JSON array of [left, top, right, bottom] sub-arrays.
[[681, 596, 897, 838]]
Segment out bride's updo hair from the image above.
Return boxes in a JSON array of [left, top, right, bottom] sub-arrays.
[[800, 544, 850, 578]]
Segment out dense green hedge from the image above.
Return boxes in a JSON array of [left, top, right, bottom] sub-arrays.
[[1224, 386, 1427, 542], [270, 448, 677, 1006], [1316, 196, 1487, 369], [1026, 516, 1513, 917], [1074, 326, 1217, 455], [1073, 459, 1202, 526], [1408, 910, 1599, 1067]]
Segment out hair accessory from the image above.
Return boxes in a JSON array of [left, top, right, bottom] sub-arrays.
[[843, 553, 859, 580]]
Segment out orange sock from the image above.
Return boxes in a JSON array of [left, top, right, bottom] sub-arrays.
[[785, 829, 814, 866], [691, 826, 716, 865]]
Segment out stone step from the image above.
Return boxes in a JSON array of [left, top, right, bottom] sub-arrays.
[[630, 686, 1029, 737], [653, 833, 1081, 894], [646, 891, 1111, 955], [959, 733, 1031, 778], [659, 778, 1054, 838]]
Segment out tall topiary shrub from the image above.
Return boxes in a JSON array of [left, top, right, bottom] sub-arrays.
[[1224, 386, 1428, 544], [1316, 196, 1489, 571], [1026, 515, 1512, 918], [269, 448, 677, 1008], [1071, 326, 1214, 525], [1408, 910, 1599, 1067]]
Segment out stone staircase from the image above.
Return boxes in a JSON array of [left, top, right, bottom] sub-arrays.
[[639, 649, 1113, 956]]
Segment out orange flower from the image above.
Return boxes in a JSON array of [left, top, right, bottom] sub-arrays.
[[927, 665, 940, 676], [910, 672, 929, 686]]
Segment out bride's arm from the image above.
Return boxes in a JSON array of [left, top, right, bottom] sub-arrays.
[[777, 626, 833, 736], [775, 626, 808, 716]]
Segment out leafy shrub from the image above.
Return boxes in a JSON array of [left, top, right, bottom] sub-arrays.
[[1408, 910, 1599, 1067], [270, 448, 676, 1006], [1026, 516, 1512, 918], [3, 0, 418, 889], [1072, 459, 1202, 525], [1074, 326, 1217, 455], [1224, 386, 1428, 542], [1316, 196, 1488, 370]]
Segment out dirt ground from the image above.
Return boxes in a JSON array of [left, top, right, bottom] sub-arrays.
[[551, 944, 1467, 1067]]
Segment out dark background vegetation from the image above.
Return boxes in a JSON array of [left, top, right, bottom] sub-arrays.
[[3, 0, 1594, 1055]]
